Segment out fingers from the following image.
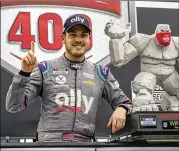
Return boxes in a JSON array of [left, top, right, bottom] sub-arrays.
[[22, 50, 36, 65], [108, 118, 126, 133], [116, 119, 126, 131], [22, 57, 30, 65], [34, 57, 37, 65], [31, 41, 35, 53], [26, 52, 32, 65], [107, 117, 112, 127], [29, 50, 36, 62], [112, 119, 117, 133], [122, 120, 126, 128], [116, 120, 122, 130], [28, 41, 35, 64]]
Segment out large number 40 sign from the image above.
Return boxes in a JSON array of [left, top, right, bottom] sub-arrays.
[[8, 12, 92, 51]]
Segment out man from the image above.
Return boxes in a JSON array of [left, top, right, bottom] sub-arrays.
[[6, 14, 132, 142]]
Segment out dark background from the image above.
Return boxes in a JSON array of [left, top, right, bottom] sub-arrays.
[[1, 6, 179, 138], [137, 7, 179, 36]]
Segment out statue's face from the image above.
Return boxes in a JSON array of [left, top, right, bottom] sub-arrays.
[[156, 24, 171, 33], [155, 24, 171, 47]]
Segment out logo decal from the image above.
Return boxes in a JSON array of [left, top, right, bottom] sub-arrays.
[[83, 80, 95, 85], [83, 72, 94, 79], [53, 69, 68, 74], [56, 75, 66, 85], [97, 65, 109, 81], [38, 61, 50, 74], [71, 16, 84, 23], [163, 122, 168, 128], [55, 89, 94, 114], [70, 64, 82, 70]]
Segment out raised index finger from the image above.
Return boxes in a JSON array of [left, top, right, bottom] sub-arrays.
[[31, 41, 35, 53]]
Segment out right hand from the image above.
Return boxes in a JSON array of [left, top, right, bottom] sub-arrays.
[[21, 41, 37, 72]]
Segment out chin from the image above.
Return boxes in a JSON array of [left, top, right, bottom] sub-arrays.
[[72, 50, 86, 57], [73, 53, 84, 58]]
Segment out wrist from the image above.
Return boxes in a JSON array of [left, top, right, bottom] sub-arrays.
[[19, 70, 31, 77], [116, 107, 127, 114]]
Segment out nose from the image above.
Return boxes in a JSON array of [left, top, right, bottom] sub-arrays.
[[75, 35, 82, 42]]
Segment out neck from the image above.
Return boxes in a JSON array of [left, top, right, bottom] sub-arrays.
[[65, 51, 85, 62]]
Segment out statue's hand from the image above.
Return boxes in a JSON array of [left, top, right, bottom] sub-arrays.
[[104, 21, 131, 39]]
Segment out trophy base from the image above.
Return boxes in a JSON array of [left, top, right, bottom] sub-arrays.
[[112, 111, 179, 143]]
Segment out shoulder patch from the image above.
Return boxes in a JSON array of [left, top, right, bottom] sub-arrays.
[[97, 65, 109, 81], [38, 61, 50, 74]]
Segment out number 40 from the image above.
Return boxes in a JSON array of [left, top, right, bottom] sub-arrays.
[[8, 12, 92, 51]]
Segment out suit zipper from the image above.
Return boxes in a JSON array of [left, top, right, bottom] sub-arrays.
[[72, 70, 77, 132]]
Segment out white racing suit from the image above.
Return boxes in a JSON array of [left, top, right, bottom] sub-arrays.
[[6, 54, 132, 142]]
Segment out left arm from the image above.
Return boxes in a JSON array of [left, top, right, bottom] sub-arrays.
[[102, 68, 132, 133]]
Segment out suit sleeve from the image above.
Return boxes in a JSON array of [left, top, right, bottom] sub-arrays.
[[100, 67, 132, 114], [6, 67, 43, 113]]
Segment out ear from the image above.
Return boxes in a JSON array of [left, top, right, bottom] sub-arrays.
[[61, 34, 65, 44]]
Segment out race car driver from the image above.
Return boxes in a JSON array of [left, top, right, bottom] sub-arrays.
[[6, 14, 132, 142]]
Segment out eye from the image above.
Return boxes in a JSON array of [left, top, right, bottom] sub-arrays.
[[161, 30, 164, 32], [69, 33, 76, 37], [81, 33, 89, 38]]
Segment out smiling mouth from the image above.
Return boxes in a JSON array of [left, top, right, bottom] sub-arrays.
[[73, 45, 83, 48], [73, 45, 83, 46]]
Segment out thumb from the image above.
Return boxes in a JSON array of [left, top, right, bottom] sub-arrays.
[[107, 117, 112, 127]]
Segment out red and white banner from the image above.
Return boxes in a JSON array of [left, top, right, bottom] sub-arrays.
[[1, 0, 121, 15], [1, 0, 129, 73]]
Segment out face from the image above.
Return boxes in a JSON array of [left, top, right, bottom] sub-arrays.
[[62, 25, 90, 58], [156, 24, 171, 33], [155, 24, 171, 46]]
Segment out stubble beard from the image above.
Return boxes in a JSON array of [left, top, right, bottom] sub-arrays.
[[66, 45, 86, 58]]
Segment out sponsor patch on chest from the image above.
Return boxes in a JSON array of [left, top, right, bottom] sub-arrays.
[[83, 80, 95, 85], [56, 75, 66, 85], [52, 69, 68, 74], [83, 72, 94, 79], [55, 89, 94, 114]]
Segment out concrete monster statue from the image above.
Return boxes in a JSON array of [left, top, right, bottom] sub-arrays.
[[105, 22, 179, 112], [176, 61, 179, 73]]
